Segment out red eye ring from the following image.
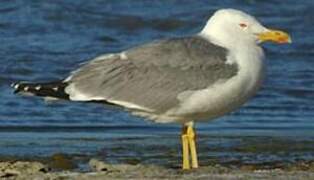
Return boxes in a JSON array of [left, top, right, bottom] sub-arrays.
[[239, 23, 248, 28]]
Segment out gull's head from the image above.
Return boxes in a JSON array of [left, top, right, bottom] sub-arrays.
[[200, 9, 291, 48]]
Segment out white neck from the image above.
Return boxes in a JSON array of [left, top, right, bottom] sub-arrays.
[[199, 22, 265, 94]]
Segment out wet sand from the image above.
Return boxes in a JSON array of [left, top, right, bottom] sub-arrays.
[[2, 158, 314, 180]]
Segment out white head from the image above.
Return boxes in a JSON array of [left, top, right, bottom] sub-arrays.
[[200, 9, 291, 48]]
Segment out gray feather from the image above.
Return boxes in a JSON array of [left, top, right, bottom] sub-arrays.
[[66, 36, 238, 113]]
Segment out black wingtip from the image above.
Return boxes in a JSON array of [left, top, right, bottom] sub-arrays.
[[11, 81, 70, 100], [11, 81, 34, 94], [11, 82, 21, 94]]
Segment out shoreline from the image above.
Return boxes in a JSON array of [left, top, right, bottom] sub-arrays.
[[2, 156, 314, 179]]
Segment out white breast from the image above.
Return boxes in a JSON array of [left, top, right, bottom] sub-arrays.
[[165, 43, 265, 123]]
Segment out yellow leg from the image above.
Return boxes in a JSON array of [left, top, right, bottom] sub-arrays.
[[181, 122, 199, 170], [181, 126, 190, 170], [187, 124, 199, 168]]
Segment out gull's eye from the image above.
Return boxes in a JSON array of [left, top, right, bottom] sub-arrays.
[[239, 23, 248, 28]]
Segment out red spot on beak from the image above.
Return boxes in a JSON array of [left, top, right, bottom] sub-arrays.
[[278, 37, 288, 44]]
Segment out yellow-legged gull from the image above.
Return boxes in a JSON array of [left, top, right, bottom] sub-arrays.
[[12, 9, 291, 169]]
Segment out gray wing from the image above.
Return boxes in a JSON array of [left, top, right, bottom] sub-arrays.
[[65, 36, 238, 113]]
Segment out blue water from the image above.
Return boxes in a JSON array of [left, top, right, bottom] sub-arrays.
[[1, 0, 314, 166]]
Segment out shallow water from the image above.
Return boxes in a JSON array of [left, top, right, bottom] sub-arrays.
[[1, 0, 314, 166]]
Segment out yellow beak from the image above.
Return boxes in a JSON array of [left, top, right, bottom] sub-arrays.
[[258, 29, 292, 44]]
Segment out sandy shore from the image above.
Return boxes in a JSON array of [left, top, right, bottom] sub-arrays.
[[2, 158, 314, 180]]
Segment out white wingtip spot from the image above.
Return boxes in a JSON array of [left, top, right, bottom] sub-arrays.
[[24, 86, 29, 91], [35, 86, 41, 90], [13, 84, 20, 89], [52, 87, 59, 91]]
